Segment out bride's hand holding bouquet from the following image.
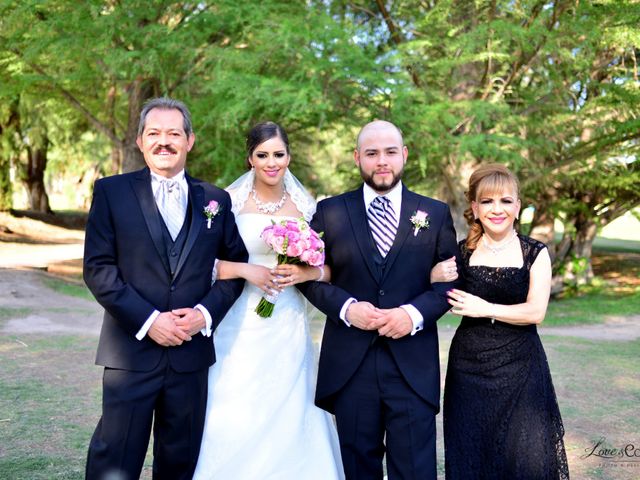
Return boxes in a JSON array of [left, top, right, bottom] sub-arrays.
[[256, 217, 325, 318]]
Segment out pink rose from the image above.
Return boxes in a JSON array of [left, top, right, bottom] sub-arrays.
[[286, 220, 300, 232], [299, 250, 311, 263], [287, 242, 303, 257], [306, 250, 324, 267], [273, 225, 287, 237], [414, 210, 427, 222], [286, 231, 301, 243], [272, 236, 287, 255]]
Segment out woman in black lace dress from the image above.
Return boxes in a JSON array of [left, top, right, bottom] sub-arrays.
[[441, 164, 569, 479]]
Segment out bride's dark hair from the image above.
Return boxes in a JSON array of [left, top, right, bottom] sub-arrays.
[[245, 121, 290, 169]]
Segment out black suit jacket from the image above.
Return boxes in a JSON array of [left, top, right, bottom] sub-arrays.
[[83, 167, 248, 373], [299, 185, 458, 412]]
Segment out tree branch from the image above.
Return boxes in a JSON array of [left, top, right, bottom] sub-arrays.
[[373, 0, 422, 87], [9, 48, 124, 148]]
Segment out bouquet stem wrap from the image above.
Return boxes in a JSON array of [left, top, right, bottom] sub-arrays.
[[255, 287, 280, 318]]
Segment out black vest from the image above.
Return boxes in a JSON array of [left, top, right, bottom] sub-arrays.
[[159, 202, 192, 276]]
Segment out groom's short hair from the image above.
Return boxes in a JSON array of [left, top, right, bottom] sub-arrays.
[[137, 97, 193, 138]]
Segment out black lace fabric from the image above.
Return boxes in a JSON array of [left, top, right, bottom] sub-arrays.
[[443, 235, 569, 479]]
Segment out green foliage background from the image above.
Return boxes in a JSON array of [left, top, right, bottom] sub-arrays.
[[1, 0, 639, 285]]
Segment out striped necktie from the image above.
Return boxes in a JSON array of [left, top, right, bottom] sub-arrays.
[[156, 179, 186, 241], [367, 196, 398, 257]]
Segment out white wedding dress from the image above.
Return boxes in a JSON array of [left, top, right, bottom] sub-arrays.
[[192, 213, 344, 480]]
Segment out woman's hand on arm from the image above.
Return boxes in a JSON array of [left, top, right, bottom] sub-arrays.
[[447, 249, 552, 325], [272, 264, 331, 288], [216, 260, 277, 294], [430, 256, 458, 283]]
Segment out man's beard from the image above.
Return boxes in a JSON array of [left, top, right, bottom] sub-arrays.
[[360, 166, 403, 193]]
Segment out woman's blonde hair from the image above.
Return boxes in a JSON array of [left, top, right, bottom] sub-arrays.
[[464, 164, 520, 251]]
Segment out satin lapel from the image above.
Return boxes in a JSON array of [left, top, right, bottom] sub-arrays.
[[381, 186, 419, 283], [131, 169, 170, 275], [345, 187, 379, 283], [173, 176, 204, 280]]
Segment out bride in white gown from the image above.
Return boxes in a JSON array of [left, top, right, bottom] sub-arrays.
[[193, 122, 344, 480]]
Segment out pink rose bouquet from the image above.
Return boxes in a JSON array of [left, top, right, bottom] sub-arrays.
[[255, 217, 325, 317]]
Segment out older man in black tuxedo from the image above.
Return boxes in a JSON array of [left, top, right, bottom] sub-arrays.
[[299, 120, 459, 479], [83, 97, 247, 480]]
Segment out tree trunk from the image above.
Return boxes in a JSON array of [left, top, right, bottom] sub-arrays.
[[529, 201, 556, 259], [121, 78, 157, 173], [0, 154, 11, 211], [571, 216, 597, 284], [440, 159, 477, 241], [553, 215, 597, 291], [78, 164, 101, 209], [25, 141, 52, 213], [0, 102, 18, 211], [111, 147, 122, 175]]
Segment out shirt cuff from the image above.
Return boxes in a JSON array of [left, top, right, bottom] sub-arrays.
[[211, 259, 219, 286], [400, 304, 424, 335], [195, 304, 213, 337], [136, 310, 160, 340], [339, 297, 357, 327]]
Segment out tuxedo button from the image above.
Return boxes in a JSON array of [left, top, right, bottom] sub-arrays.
[[170, 250, 177, 257], [170, 286, 176, 292], [379, 289, 385, 296]]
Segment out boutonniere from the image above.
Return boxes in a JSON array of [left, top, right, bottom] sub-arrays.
[[409, 210, 430, 236], [203, 200, 221, 228]]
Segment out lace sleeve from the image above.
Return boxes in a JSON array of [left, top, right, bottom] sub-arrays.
[[522, 235, 547, 270]]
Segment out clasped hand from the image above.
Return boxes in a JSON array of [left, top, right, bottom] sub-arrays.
[[148, 308, 205, 347], [245, 264, 319, 294], [345, 302, 413, 339]]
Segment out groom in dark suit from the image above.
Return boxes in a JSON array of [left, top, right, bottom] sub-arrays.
[[83, 97, 247, 480], [300, 120, 458, 479]]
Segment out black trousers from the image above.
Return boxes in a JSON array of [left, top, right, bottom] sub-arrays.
[[333, 340, 437, 480], [85, 352, 208, 480]]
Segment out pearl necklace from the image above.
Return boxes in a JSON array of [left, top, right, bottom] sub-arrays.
[[251, 188, 287, 214], [482, 230, 518, 255]]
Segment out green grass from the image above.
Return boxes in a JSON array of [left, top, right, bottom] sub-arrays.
[[0, 307, 32, 321], [592, 237, 640, 254], [542, 337, 640, 479], [42, 277, 93, 301], [545, 290, 640, 326], [0, 335, 99, 480]]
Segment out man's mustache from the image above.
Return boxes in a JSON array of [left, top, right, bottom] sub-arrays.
[[153, 145, 178, 154]]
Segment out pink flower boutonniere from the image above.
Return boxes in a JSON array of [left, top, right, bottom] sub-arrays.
[[410, 210, 430, 236], [203, 200, 221, 228]]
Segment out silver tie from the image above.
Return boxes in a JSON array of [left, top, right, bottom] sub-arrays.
[[367, 196, 398, 257], [156, 179, 186, 241]]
